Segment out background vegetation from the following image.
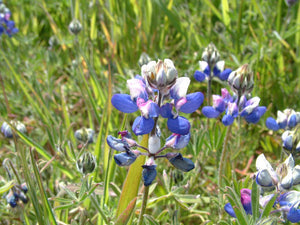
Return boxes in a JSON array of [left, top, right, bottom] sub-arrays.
[[0, 0, 299, 224]]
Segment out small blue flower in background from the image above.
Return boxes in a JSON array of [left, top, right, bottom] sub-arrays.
[[266, 109, 300, 131], [194, 43, 232, 82], [0, 3, 18, 37], [112, 59, 204, 136], [107, 130, 194, 186], [1, 121, 27, 138]]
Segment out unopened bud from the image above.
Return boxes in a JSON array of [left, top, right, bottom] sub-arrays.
[[202, 43, 220, 67], [138, 52, 151, 67], [69, 19, 82, 35], [228, 64, 254, 96], [142, 59, 177, 95], [74, 128, 94, 144], [76, 152, 97, 175]]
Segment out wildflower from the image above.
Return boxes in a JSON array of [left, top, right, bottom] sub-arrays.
[[227, 64, 254, 96], [224, 188, 252, 218], [202, 88, 266, 126], [1, 121, 27, 138], [76, 152, 97, 175], [5, 183, 29, 208], [266, 109, 300, 131], [68, 18, 82, 35], [107, 130, 194, 186], [0, 3, 18, 37], [194, 43, 232, 82], [281, 125, 300, 156], [112, 59, 204, 135], [255, 154, 300, 191], [74, 128, 95, 144], [277, 191, 300, 223]]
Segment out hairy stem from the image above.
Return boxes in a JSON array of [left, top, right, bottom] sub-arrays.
[[138, 186, 149, 225]]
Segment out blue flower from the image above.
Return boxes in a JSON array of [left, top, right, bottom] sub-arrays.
[[0, 6, 18, 37], [167, 153, 194, 172], [277, 191, 300, 223], [202, 89, 266, 126], [266, 109, 300, 131], [142, 164, 157, 186]]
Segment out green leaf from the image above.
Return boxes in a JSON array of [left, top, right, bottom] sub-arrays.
[[116, 134, 148, 217], [261, 194, 277, 219], [251, 181, 260, 222], [115, 197, 137, 225], [0, 180, 14, 194]]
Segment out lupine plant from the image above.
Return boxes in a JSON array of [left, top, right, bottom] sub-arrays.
[[107, 59, 203, 223], [0, 2, 18, 37]]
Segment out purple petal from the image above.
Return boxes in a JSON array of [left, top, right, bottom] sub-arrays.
[[179, 92, 204, 113], [202, 106, 221, 118], [222, 114, 235, 126], [219, 68, 232, 81], [111, 94, 138, 113], [212, 95, 226, 112], [288, 114, 297, 128], [127, 78, 148, 101], [106, 135, 129, 151], [224, 203, 236, 218], [266, 117, 279, 131], [142, 165, 157, 186], [167, 116, 190, 135], [241, 189, 252, 215], [137, 99, 159, 118], [287, 207, 300, 223], [114, 152, 137, 166], [160, 103, 174, 118], [165, 133, 190, 149], [168, 153, 194, 172], [244, 106, 266, 124], [132, 116, 154, 135], [194, 70, 206, 82]]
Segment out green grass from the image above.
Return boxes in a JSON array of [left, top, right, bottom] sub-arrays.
[[0, 0, 299, 224]]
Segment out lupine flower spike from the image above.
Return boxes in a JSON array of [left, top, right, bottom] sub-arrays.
[[202, 64, 266, 126], [111, 59, 204, 136], [0, 2, 18, 37], [194, 43, 232, 82]]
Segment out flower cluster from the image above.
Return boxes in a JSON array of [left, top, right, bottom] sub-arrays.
[[5, 183, 28, 208], [0, 2, 18, 37], [109, 59, 200, 186], [256, 154, 300, 192], [107, 130, 194, 186], [111, 59, 204, 136], [266, 109, 300, 131], [1, 121, 27, 138], [194, 43, 232, 82], [224, 188, 300, 223], [202, 88, 266, 126], [201, 64, 266, 126]]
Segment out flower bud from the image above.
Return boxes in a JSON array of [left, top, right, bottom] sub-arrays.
[[114, 151, 137, 166], [74, 128, 94, 144], [142, 59, 177, 95], [1, 121, 27, 138], [201, 43, 220, 67], [227, 64, 254, 96], [69, 19, 82, 35], [76, 152, 97, 175], [138, 52, 151, 67]]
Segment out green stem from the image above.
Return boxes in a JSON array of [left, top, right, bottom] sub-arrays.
[[218, 124, 232, 216], [138, 186, 149, 225], [206, 77, 212, 130]]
